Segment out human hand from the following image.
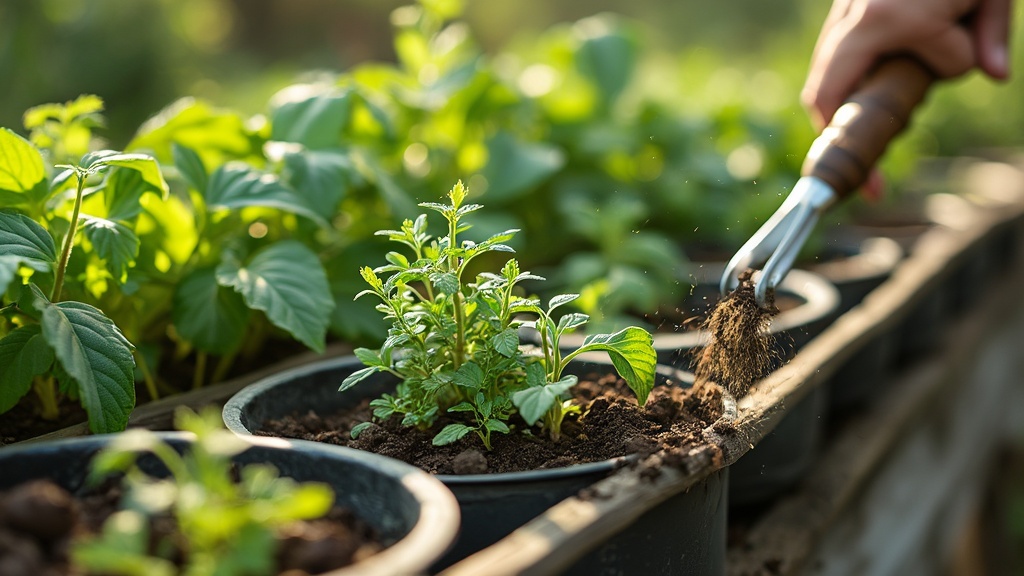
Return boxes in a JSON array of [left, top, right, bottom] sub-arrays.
[[802, 0, 1012, 130]]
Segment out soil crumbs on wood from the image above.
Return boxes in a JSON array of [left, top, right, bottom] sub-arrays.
[[695, 269, 780, 397], [260, 374, 724, 476], [0, 478, 382, 575]]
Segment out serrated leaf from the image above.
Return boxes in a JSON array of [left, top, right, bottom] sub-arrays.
[[81, 217, 139, 283], [447, 401, 475, 413], [81, 152, 169, 197], [32, 285, 135, 433], [0, 325, 54, 413], [432, 423, 473, 446], [281, 148, 352, 218], [216, 241, 334, 353], [577, 326, 657, 405], [172, 143, 208, 194], [0, 211, 57, 268], [340, 366, 382, 392], [0, 128, 46, 195], [172, 267, 250, 355], [354, 347, 384, 367], [452, 362, 484, 390], [548, 293, 580, 312], [512, 375, 577, 426], [205, 163, 327, 227], [104, 168, 161, 221], [431, 272, 459, 295], [350, 421, 375, 439], [491, 328, 519, 357], [557, 313, 590, 333]]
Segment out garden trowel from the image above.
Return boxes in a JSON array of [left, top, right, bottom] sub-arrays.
[[721, 57, 934, 307]]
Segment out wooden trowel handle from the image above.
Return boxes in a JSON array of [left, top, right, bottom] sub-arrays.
[[803, 56, 934, 200]]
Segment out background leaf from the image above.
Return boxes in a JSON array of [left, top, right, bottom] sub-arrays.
[[481, 132, 565, 202], [215, 241, 334, 353], [281, 148, 351, 218], [172, 143, 208, 194], [270, 88, 353, 149], [0, 127, 46, 195], [0, 325, 54, 413], [172, 267, 250, 355], [204, 163, 327, 227], [34, 286, 136, 433]]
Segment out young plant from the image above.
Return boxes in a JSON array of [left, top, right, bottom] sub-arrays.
[[72, 407, 335, 576], [0, 102, 169, 433], [340, 180, 657, 448]]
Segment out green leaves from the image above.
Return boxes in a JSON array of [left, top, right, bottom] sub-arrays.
[[271, 88, 354, 149], [0, 325, 54, 412], [0, 128, 46, 198], [205, 163, 327, 227], [433, 423, 473, 446], [0, 211, 56, 271], [574, 326, 657, 405], [173, 268, 250, 355], [81, 217, 140, 283], [216, 241, 334, 353], [512, 372, 578, 427], [481, 132, 565, 202], [80, 151, 169, 198], [29, 285, 136, 433]]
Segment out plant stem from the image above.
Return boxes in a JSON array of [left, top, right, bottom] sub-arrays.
[[51, 172, 87, 302], [211, 352, 236, 384], [193, 351, 207, 390], [134, 350, 160, 402], [33, 376, 60, 420], [447, 215, 466, 369]]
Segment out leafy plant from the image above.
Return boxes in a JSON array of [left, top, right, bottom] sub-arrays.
[[72, 407, 335, 576], [340, 180, 657, 448], [0, 102, 170, 433]]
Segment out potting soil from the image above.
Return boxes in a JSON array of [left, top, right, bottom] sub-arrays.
[[694, 268, 780, 397]]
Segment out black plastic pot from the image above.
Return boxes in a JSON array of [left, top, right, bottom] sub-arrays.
[[0, 433, 460, 576], [223, 356, 736, 575], [806, 235, 904, 412]]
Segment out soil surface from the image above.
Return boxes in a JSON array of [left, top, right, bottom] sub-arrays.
[[259, 374, 724, 475], [0, 477, 382, 575], [0, 400, 88, 446]]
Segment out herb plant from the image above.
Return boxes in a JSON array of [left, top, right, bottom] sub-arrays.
[[72, 407, 335, 576], [340, 180, 657, 448], [0, 98, 170, 433]]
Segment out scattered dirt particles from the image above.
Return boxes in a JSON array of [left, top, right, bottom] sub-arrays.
[[694, 268, 781, 397], [259, 373, 723, 475]]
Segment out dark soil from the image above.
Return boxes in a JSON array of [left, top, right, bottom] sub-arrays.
[[0, 400, 88, 447], [259, 374, 724, 475], [0, 477, 382, 575], [694, 269, 780, 397]]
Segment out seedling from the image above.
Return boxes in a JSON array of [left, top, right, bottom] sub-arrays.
[[341, 180, 657, 448], [72, 407, 335, 576]]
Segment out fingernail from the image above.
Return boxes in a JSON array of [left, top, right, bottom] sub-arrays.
[[991, 45, 1009, 77]]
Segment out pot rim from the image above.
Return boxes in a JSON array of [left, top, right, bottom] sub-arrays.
[[808, 235, 904, 282], [223, 355, 736, 485], [0, 431, 460, 576]]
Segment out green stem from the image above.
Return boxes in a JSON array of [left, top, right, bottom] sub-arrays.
[[447, 215, 466, 369], [51, 172, 87, 302], [133, 350, 160, 402], [33, 376, 60, 420], [193, 351, 207, 390], [211, 352, 236, 385]]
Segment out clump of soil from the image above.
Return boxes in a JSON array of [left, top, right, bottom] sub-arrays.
[[694, 269, 780, 397], [0, 478, 382, 575], [260, 373, 723, 475]]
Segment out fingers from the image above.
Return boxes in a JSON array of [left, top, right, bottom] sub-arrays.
[[802, 17, 882, 128], [973, 0, 1013, 78]]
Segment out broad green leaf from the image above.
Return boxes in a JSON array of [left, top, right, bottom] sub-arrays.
[[0, 210, 57, 268], [205, 163, 327, 227], [432, 423, 473, 446], [104, 168, 162, 221], [452, 362, 484, 389], [270, 88, 353, 149], [491, 328, 519, 357], [33, 285, 135, 433], [485, 419, 510, 434], [173, 267, 250, 355], [281, 148, 351, 218], [512, 376, 577, 426], [575, 15, 637, 107], [576, 326, 657, 405], [128, 98, 253, 165], [81, 217, 140, 283], [481, 132, 565, 202], [0, 128, 46, 195], [172, 143, 208, 194], [216, 241, 334, 353], [81, 152, 169, 197], [0, 325, 54, 413]]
